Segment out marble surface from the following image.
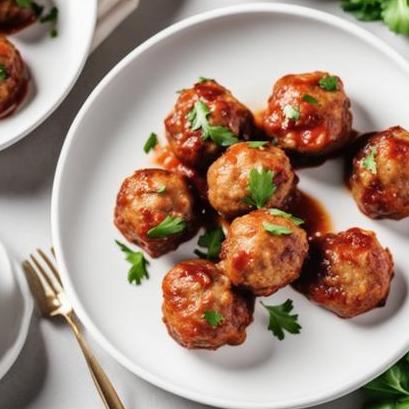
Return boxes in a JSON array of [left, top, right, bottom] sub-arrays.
[[0, 1, 407, 408]]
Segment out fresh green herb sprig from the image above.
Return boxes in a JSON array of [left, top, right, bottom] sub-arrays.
[[362, 147, 377, 174], [204, 310, 224, 328], [319, 75, 339, 91], [0, 64, 8, 81], [243, 168, 277, 209], [303, 94, 319, 105], [263, 222, 293, 236], [248, 141, 269, 149], [115, 240, 149, 285], [187, 100, 238, 147], [261, 299, 301, 341], [283, 104, 300, 120], [144, 132, 158, 153], [268, 209, 304, 225], [194, 227, 225, 260], [147, 215, 186, 239]]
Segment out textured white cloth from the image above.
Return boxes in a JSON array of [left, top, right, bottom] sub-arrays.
[[92, 0, 140, 50]]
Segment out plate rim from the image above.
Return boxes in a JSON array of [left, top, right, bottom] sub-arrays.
[[51, 3, 409, 408], [0, 0, 98, 151]]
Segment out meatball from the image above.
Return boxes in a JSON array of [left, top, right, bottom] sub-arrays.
[[0, 1, 37, 34], [207, 142, 296, 219], [114, 169, 198, 258], [162, 259, 254, 349], [220, 209, 308, 296], [263, 71, 353, 156], [294, 228, 394, 318], [165, 78, 255, 169], [350, 126, 409, 220], [0, 36, 28, 118]]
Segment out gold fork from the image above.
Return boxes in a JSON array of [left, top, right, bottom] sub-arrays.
[[22, 249, 125, 409]]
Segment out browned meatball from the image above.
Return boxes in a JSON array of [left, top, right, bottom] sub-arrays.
[[207, 142, 296, 219], [0, 1, 37, 34], [114, 169, 198, 258], [294, 228, 394, 318], [0, 36, 28, 118], [350, 126, 409, 220], [263, 71, 353, 156], [220, 209, 308, 296], [165, 78, 255, 169], [162, 259, 254, 349]]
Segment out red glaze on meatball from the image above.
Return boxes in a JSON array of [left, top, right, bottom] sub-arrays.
[[0, 1, 37, 34], [350, 126, 409, 220], [294, 228, 394, 318], [162, 259, 254, 349], [165, 79, 255, 169], [114, 169, 198, 258], [0, 36, 28, 118], [220, 209, 308, 296], [263, 71, 353, 156], [207, 142, 296, 219]]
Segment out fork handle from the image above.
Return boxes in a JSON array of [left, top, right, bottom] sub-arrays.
[[64, 312, 126, 409]]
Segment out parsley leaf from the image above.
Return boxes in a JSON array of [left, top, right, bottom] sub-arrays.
[[156, 185, 166, 193], [248, 141, 269, 149], [319, 75, 339, 91], [263, 222, 293, 235], [243, 168, 276, 209], [147, 215, 186, 238], [283, 104, 300, 120], [268, 208, 304, 225], [115, 240, 149, 285], [197, 76, 214, 83], [16, 0, 32, 7], [0, 65, 8, 81], [261, 299, 301, 341], [194, 228, 225, 260], [342, 0, 383, 21], [303, 94, 319, 105], [187, 100, 238, 147], [362, 147, 377, 174], [204, 310, 224, 328], [382, 0, 409, 36], [144, 132, 158, 153], [40, 6, 58, 38]]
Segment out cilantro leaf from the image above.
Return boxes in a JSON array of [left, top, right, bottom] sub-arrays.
[[187, 100, 238, 147], [261, 299, 301, 341], [248, 141, 269, 149], [283, 104, 300, 120], [147, 215, 186, 238], [204, 310, 224, 328], [263, 222, 293, 235], [197, 76, 214, 83], [382, 0, 409, 35], [156, 185, 166, 193], [362, 147, 377, 174], [0, 64, 8, 81], [144, 132, 158, 153], [194, 228, 225, 260], [39, 6, 58, 38], [243, 168, 276, 209], [303, 94, 319, 105], [115, 240, 149, 285], [342, 0, 383, 21], [319, 75, 339, 91], [268, 208, 304, 225]]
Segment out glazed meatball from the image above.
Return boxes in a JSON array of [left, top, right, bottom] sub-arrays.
[[165, 78, 255, 169], [263, 71, 353, 156], [0, 0, 37, 34], [114, 169, 198, 258], [220, 209, 308, 296], [207, 142, 296, 219], [162, 259, 254, 349], [295, 228, 394, 318], [0, 36, 28, 118], [350, 126, 409, 220]]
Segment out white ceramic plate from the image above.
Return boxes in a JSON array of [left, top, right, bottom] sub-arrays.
[[52, 4, 409, 409], [0, 0, 97, 150], [0, 241, 33, 380]]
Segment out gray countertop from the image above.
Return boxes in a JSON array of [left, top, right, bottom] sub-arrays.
[[0, 1, 407, 408]]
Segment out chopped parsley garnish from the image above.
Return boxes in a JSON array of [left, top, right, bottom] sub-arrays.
[[204, 310, 224, 328], [144, 132, 158, 153], [0, 65, 8, 81], [115, 240, 149, 285], [197, 76, 214, 83], [147, 215, 186, 239], [283, 104, 300, 120], [303, 94, 319, 105], [156, 185, 166, 193], [243, 168, 276, 209], [263, 222, 293, 236], [268, 208, 304, 225], [194, 227, 225, 260], [248, 141, 269, 149], [187, 100, 238, 147], [319, 75, 338, 91], [261, 299, 301, 341], [362, 146, 377, 174], [40, 6, 58, 38], [16, 0, 32, 7]]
